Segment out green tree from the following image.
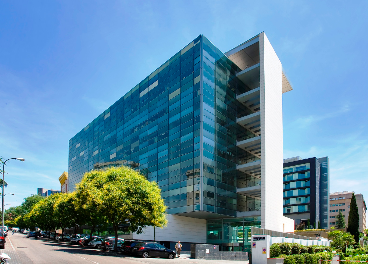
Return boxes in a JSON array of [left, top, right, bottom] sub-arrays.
[[76, 166, 167, 251], [336, 210, 346, 229], [347, 193, 360, 242], [54, 192, 83, 237], [8, 195, 44, 227], [0, 179, 8, 188], [26, 194, 59, 232], [328, 230, 355, 253], [22, 195, 45, 213]]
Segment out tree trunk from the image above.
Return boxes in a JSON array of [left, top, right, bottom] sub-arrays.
[[114, 224, 118, 252]]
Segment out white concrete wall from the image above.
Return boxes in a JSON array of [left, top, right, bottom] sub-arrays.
[[269, 236, 330, 247], [252, 235, 271, 264], [282, 216, 295, 233], [132, 214, 206, 243], [259, 32, 284, 232]]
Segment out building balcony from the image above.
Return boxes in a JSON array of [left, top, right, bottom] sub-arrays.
[[237, 136, 261, 159], [237, 87, 260, 112], [237, 185, 261, 198], [237, 210, 261, 218], [237, 159, 261, 178], [236, 63, 260, 90], [237, 112, 261, 135]]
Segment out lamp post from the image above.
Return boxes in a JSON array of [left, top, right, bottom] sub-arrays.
[[2, 158, 24, 238]]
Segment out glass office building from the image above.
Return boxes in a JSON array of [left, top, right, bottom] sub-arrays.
[[69, 33, 293, 250], [283, 157, 330, 229]]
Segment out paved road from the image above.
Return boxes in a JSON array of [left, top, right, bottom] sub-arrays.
[[3, 233, 246, 264]]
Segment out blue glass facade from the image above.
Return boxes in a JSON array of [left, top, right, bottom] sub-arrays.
[[69, 35, 256, 219], [67, 32, 300, 252], [283, 157, 329, 229]]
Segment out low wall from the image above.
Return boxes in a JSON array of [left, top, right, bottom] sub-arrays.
[[191, 244, 248, 261], [267, 258, 284, 264]]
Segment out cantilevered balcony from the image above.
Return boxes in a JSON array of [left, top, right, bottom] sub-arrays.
[[236, 159, 261, 178], [237, 112, 260, 136], [237, 185, 261, 198], [237, 136, 261, 158], [237, 87, 260, 112], [236, 63, 260, 90]]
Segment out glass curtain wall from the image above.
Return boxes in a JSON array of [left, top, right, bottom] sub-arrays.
[[207, 217, 261, 251], [201, 36, 251, 216], [69, 36, 203, 215]]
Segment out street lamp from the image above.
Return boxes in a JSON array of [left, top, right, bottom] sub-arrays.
[[2, 158, 24, 237]]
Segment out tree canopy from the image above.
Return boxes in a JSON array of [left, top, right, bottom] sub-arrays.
[[5, 195, 44, 227], [76, 166, 167, 250], [328, 230, 355, 253], [347, 193, 360, 242], [336, 210, 346, 229], [0, 179, 8, 188], [26, 194, 60, 231]]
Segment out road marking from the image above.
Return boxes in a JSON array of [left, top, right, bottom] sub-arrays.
[[7, 236, 15, 251], [77, 255, 99, 264]]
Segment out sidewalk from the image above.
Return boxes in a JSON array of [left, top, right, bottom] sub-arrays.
[[0, 249, 33, 264]]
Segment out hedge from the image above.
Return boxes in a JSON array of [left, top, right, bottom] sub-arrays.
[[269, 243, 333, 263], [270, 243, 331, 257]]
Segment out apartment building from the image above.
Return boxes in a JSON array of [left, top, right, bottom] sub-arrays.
[[329, 191, 366, 232], [283, 157, 330, 229]]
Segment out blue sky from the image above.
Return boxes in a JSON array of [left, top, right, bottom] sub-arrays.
[[1, 0, 367, 209]]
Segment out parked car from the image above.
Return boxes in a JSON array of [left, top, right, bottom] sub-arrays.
[[56, 234, 71, 241], [88, 237, 104, 248], [70, 234, 84, 244], [27, 231, 36, 238], [79, 235, 97, 247], [0, 227, 7, 237], [131, 242, 176, 259], [104, 238, 124, 251], [0, 234, 6, 249], [120, 240, 142, 254]]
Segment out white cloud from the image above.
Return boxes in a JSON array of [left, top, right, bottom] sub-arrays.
[[294, 104, 350, 128]]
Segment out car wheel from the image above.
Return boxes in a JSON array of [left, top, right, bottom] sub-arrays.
[[168, 253, 174, 259], [142, 252, 149, 258]]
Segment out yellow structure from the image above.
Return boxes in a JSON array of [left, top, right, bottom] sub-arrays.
[[58, 171, 68, 193]]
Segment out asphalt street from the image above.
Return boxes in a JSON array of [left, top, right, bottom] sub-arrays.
[[2, 233, 246, 264]]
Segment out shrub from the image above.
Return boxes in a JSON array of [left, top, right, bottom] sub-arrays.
[[280, 243, 292, 255], [302, 253, 318, 264], [312, 245, 330, 253], [345, 254, 368, 261], [300, 245, 308, 254], [291, 243, 301, 255], [346, 247, 366, 256], [270, 243, 281, 258], [284, 255, 296, 264], [293, 254, 304, 264], [307, 246, 314, 254], [315, 252, 333, 264]]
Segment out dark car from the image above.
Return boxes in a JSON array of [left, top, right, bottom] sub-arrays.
[[27, 231, 36, 238], [121, 240, 141, 254], [131, 242, 175, 259], [0, 235, 6, 249]]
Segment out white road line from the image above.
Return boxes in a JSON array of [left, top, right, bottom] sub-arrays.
[[7, 236, 15, 251], [77, 255, 99, 264]]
